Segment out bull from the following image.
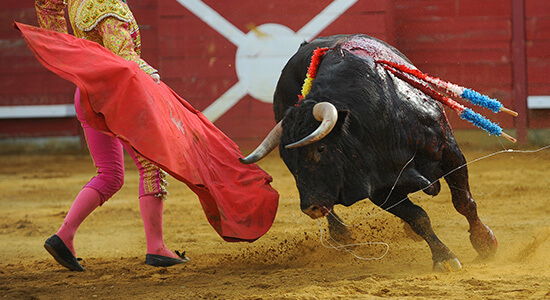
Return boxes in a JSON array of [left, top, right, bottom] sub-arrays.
[[240, 34, 498, 271]]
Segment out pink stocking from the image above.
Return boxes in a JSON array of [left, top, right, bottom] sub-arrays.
[[56, 187, 101, 256], [139, 195, 178, 258]]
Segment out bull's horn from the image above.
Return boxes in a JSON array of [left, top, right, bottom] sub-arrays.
[[285, 102, 338, 149], [239, 121, 282, 164]]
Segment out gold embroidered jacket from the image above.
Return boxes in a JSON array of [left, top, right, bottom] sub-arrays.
[[35, 0, 157, 75]]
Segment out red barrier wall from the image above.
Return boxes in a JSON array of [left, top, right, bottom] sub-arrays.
[[393, 0, 549, 132], [1, 0, 548, 147]]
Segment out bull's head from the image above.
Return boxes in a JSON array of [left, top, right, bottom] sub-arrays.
[[241, 101, 357, 219]]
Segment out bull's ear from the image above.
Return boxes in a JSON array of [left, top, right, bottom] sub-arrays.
[[335, 109, 351, 134]]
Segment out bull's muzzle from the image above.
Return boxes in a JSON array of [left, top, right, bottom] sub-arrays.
[[302, 205, 330, 219]]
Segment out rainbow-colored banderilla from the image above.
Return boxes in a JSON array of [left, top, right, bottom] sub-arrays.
[[377, 60, 518, 143]]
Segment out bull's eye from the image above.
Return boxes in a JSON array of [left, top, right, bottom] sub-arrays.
[[317, 145, 326, 153]]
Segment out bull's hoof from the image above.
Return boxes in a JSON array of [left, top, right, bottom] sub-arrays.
[[328, 219, 354, 243], [469, 224, 498, 259], [328, 226, 354, 244], [326, 211, 353, 243], [433, 258, 462, 272]]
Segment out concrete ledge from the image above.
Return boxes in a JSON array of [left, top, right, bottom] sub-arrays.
[[528, 96, 550, 109], [0, 105, 76, 119]]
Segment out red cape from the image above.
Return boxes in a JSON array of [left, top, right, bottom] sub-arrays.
[[14, 22, 278, 242]]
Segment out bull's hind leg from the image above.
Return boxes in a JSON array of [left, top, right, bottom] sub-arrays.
[[442, 146, 498, 259], [372, 191, 461, 271]]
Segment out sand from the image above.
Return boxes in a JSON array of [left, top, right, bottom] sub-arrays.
[[0, 146, 549, 299]]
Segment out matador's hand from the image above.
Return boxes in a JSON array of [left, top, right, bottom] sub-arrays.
[[151, 73, 160, 84]]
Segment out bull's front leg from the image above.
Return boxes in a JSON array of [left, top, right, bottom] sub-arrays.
[[372, 191, 462, 271], [326, 210, 353, 243], [443, 148, 498, 259]]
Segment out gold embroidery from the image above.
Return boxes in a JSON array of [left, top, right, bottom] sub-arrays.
[[75, 0, 131, 32], [136, 154, 168, 198]]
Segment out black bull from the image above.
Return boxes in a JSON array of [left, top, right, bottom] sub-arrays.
[[240, 34, 497, 271]]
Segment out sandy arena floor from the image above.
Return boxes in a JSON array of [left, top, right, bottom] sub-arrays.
[[0, 145, 549, 299]]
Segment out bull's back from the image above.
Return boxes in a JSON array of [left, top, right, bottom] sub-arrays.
[[273, 34, 411, 122]]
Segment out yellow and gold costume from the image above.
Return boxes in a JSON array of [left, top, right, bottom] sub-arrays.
[[35, 0, 157, 75], [34, 0, 167, 200]]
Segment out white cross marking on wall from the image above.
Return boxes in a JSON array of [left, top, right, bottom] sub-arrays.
[[176, 0, 358, 122]]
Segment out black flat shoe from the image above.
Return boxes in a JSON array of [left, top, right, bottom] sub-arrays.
[[44, 234, 84, 272], [145, 250, 190, 267]]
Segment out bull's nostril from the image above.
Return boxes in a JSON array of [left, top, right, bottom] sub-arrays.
[[303, 205, 328, 219]]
